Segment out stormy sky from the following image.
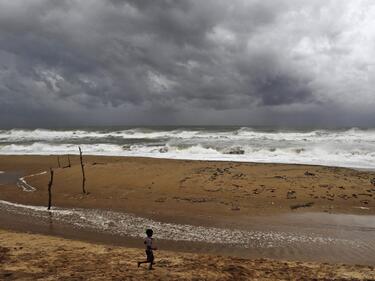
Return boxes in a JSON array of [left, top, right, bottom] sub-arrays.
[[1, 0, 375, 128]]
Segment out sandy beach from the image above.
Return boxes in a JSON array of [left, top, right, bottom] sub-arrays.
[[1, 155, 375, 279], [1, 155, 375, 219], [1, 229, 374, 281]]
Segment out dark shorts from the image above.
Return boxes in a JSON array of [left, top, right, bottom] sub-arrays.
[[146, 249, 154, 262]]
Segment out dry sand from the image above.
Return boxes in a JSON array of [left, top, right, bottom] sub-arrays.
[[0, 229, 374, 281]]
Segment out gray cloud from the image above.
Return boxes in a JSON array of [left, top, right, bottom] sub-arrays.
[[0, 0, 375, 127]]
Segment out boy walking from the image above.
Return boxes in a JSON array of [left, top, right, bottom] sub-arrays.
[[137, 229, 157, 270]]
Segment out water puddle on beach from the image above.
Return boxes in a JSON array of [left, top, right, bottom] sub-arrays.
[[1, 199, 375, 265], [15, 171, 47, 191], [0, 171, 22, 185]]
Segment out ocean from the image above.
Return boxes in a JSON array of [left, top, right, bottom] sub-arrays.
[[1, 126, 375, 169]]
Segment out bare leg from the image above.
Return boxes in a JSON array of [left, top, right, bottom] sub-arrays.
[[137, 260, 149, 267], [148, 258, 154, 270]]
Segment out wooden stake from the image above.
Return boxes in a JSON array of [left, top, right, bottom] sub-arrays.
[[57, 156, 61, 168], [67, 155, 71, 168], [47, 168, 54, 210], [79, 147, 86, 194]]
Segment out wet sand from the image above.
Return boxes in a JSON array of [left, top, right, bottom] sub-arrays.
[[1, 229, 374, 281], [0, 171, 21, 186], [1, 199, 375, 265]]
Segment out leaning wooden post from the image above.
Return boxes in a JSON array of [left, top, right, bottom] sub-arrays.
[[57, 156, 61, 168], [78, 147, 86, 194], [47, 168, 54, 210], [67, 155, 71, 168]]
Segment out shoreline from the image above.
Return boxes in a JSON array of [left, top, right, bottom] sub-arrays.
[[1, 152, 375, 171], [1, 198, 375, 266]]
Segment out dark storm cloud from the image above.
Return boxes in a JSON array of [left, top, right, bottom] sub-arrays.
[[0, 0, 375, 127]]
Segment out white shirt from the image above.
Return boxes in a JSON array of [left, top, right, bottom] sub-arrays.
[[144, 237, 153, 250]]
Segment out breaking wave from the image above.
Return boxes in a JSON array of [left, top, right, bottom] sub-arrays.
[[1, 127, 375, 169]]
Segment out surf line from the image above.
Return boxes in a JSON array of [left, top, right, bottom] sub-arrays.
[[0, 199, 358, 249], [16, 171, 47, 192]]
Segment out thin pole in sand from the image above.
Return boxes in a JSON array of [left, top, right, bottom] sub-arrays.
[[57, 156, 61, 168], [78, 147, 86, 194], [47, 168, 54, 210], [64, 155, 72, 168]]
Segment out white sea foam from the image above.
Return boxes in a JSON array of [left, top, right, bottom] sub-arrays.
[[1, 127, 375, 169], [16, 171, 47, 192], [0, 199, 363, 248]]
